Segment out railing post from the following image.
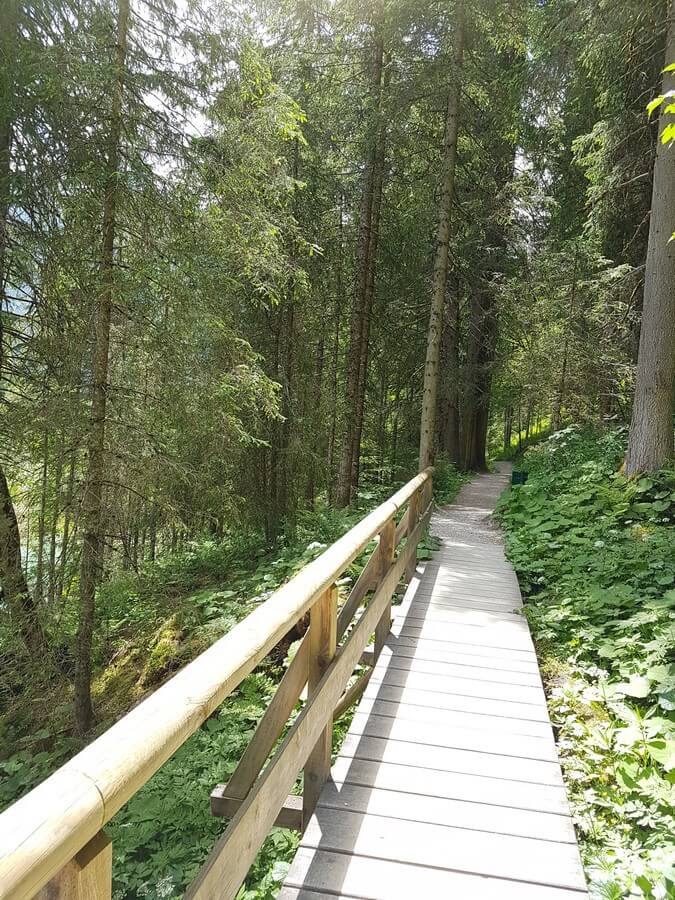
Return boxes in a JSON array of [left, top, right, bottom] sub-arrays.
[[405, 488, 420, 583], [374, 517, 396, 661], [302, 583, 337, 825], [36, 831, 111, 900]]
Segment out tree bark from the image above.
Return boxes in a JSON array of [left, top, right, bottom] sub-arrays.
[[336, 31, 384, 507], [625, 1, 675, 475], [552, 247, 579, 432], [0, 0, 46, 655], [0, 466, 46, 653], [438, 275, 461, 462], [462, 284, 498, 471], [419, 5, 464, 470], [350, 74, 387, 499], [75, 0, 129, 735]]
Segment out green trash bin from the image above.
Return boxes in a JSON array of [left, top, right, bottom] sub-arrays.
[[511, 471, 528, 486]]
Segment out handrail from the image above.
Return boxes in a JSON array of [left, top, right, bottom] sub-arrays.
[[0, 468, 433, 900]]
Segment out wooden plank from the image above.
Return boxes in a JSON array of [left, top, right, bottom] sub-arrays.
[[300, 808, 586, 889], [278, 890, 361, 900], [361, 680, 551, 721], [284, 847, 587, 900], [394, 505, 409, 544], [336, 733, 565, 786], [371, 649, 544, 686], [403, 605, 526, 625], [303, 585, 338, 823], [404, 491, 419, 583], [336, 543, 379, 639], [222, 635, 310, 804], [368, 666, 547, 705], [393, 621, 534, 651], [36, 832, 111, 900], [347, 711, 559, 761], [374, 518, 395, 660], [401, 594, 522, 612], [210, 793, 302, 830], [317, 781, 578, 843], [333, 668, 373, 721], [354, 695, 554, 738], [388, 633, 538, 666], [330, 756, 571, 815]]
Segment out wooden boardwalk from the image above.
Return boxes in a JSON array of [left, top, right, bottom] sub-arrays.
[[280, 468, 588, 900]]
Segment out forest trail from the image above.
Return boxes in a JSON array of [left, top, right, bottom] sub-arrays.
[[280, 467, 589, 900]]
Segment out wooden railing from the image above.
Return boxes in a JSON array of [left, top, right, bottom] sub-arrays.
[[0, 469, 433, 900]]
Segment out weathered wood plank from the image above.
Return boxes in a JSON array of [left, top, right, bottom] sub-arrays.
[[361, 680, 551, 722], [387, 634, 537, 668], [300, 807, 585, 889], [354, 695, 554, 738], [317, 781, 577, 842], [347, 711, 559, 761], [336, 733, 565, 786], [36, 832, 111, 900], [384, 636, 540, 671], [329, 756, 572, 815], [400, 606, 526, 628], [284, 848, 587, 900], [374, 519, 395, 660], [402, 593, 522, 611], [210, 793, 303, 830], [303, 585, 338, 823], [370, 648, 544, 686], [367, 665, 546, 704]]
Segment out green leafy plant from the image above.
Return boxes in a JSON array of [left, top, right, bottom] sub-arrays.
[[496, 428, 675, 899]]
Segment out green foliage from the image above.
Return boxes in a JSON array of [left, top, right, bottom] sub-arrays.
[[496, 428, 675, 899], [432, 457, 468, 505], [108, 672, 300, 900]]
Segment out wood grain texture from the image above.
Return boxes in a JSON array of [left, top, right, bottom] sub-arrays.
[[282, 468, 588, 899]]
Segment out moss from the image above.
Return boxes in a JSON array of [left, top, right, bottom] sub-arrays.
[[139, 615, 185, 688]]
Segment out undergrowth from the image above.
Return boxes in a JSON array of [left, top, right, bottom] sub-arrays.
[[496, 426, 675, 899], [0, 467, 456, 899]]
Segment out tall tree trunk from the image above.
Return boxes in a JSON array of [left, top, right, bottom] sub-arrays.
[[336, 31, 384, 507], [326, 200, 343, 503], [462, 283, 497, 471], [438, 276, 461, 462], [57, 448, 77, 603], [350, 82, 387, 499], [47, 440, 64, 606], [552, 247, 579, 432], [419, 5, 464, 470], [305, 325, 325, 506], [75, 0, 129, 735], [503, 405, 513, 452], [625, 3, 675, 475], [35, 430, 49, 602], [0, 0, 45, 654], [0, 0, 17, 331], [0, 467, 46, 653]]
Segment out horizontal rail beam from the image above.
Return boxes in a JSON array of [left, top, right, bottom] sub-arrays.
[[0, 469, 432, 900]]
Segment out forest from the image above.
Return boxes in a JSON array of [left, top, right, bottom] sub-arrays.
[[0, 0, 674, 897]]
